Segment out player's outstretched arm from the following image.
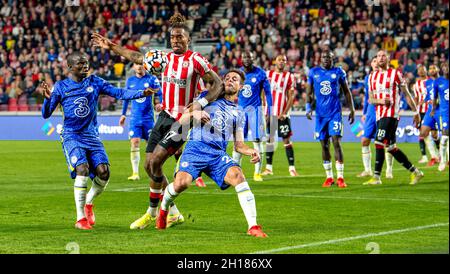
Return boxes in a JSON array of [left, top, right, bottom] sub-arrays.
[[340, 80, 355, 124], [401, 84, 421, 128], [100, 78, 158, 100], [194, 70, 223, 109], [40, 81, 60, 119], [91, 32, 144, 65], [234, 131, 260, 164]]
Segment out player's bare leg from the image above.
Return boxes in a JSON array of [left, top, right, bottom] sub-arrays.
[[128, 138, 141, 180], [84, 164, 110, 226], [320, 139, 334, 187], [74, 164, 92, 230], [358, 137, 373, 177], [332, 136, 347, 188], [283, 137, 297, 176]]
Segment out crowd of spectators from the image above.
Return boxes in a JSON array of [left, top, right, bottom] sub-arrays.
[[0, 0, 449, 112], [202, 0, 449, 110], [0, 0, 214, 110]]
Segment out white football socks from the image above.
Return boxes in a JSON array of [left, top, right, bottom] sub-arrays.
[[232, 150, 242, 165], [386, 150, 394, 175], [323, 161, 333, 178], [253, 142, 263, 174], [86, 177, 109, 205], [161, 183, 179, 211], [440, 135, 448, 164], [362, 146, 372, 173], [425, 135, 439, 159], [130, 147, 140, 174], [336, 161, 344, 179], [74, 176, 88, 221], [235, 182, 257, 229]]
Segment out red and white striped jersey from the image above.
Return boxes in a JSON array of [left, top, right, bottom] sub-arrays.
[[413, 78, 428, 113], [368, 68, 404, 121], [160, 50, 211, 120], [266, 70, 296, 116]]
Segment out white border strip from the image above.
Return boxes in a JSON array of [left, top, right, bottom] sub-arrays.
[[250, 222, 449, 254]]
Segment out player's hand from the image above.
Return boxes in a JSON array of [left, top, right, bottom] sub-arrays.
[[361, 114, 366, 123], [40, 81, 51, 99], [91, 32, 113, 50], [430, 109, 435, 117], [143, 87, 158, 96], [413, 113, 421, 128], [155, 103, 163, 112], [278, 114, 287, 121], [119, 115, 126, 127], [306, 111, 312, 120], [382, 98, 392, 107], [348, 110, 355, 125], [250, 150, 260, 164]]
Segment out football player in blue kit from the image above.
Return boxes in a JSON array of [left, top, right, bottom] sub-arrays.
[[41, 52, 157, 230], [419, 65, 441, 167], [155, 69, 267, 237], [358, 57, 394, 178], [119, 63, 162, 181], [232, 50, 272, 182], [432, 62, 449, 172], [306, 50, 355, 188]]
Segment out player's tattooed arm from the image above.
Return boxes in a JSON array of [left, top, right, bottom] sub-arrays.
[[91, 32, 144, 64], [340, 80, 355, 124]]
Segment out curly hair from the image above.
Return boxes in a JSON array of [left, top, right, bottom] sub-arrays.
[[169, 12, 190, 34]]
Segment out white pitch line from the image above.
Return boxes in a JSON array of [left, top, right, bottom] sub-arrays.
[[110, 187, 448, 204], [250, 222, 449, 254]]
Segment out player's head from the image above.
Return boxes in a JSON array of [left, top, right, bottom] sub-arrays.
[[320, 50, 334, 69], [242, 50, 254, 69], [67, 52, 89, 79], [223, 69, 245, 96], [133, 63, 146, 77], [441, 62, 449, 77], [417, 65, 427, 78], [376, 50, 389, 69], [274, 55, 287, 71], [169, 13, 191, 54], [428, 65, 439, 78], [370, 57, 378, 71]]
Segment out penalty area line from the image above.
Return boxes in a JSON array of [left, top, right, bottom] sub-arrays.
[[250, 222, 449, 254]]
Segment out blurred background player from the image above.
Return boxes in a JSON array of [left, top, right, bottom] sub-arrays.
[[92, 13, 223, 229], [232, 50, 272, 182], [119, 63, 162, 181], [263, 55, 298, 177], [41, 52, 156, 230], [419, 65, 441, 167], [157, 69, 267, 237], [432, 62, 449, 172], [306, 51, 355, 188], [413, 65, 431, 164], [364, 50, 423, 185]]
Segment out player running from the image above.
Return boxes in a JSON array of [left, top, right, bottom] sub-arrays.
[[156, 69, 267, 237], [432, 62, 449, 172], [413, 65, 431, 164], [41, 52, 157, 230], [119, 63, 162, 181], [232, 50, 272, 182], [364, 50, 424, 185], [92, 13, 223, 229], [358, 57, 394, 178], [419, 65, 441, 167], [262, 54, 298, 177], [306, 50, 355, 188]]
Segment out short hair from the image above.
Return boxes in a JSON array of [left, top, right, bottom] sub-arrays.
[[67, 51, 87, 66], [169, 13, 190, 34], [224, 68, 246, 84]]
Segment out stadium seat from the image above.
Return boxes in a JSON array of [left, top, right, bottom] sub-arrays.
[[29, 104, 39, 111], [0, 104, 8, 111], [114, 63, 125, 77], [390, 59, 399, 68], [8, 98, 17, 105], [27, 97, 37, 105], [8, 104, 18, 111], [18, 104, 29, 111]]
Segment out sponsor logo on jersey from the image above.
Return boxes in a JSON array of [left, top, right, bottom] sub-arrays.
[[241, 85, 252, 98], [162, 76, 187, 87]]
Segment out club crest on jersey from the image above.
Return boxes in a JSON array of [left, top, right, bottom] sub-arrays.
[[144, 83, 149, 88], [251, 77, 257, 83], [331, 74, 337, 79], [136, 97, 146, 103], [241, 85, 252, 98], [86, 86, 94, 93], [71, 156, 78, 164], [129, 130, 134, 137], [181, 161, 189, 168], [182, 61, 189, 68]]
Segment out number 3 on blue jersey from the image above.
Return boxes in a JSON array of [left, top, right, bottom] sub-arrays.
[[73, 97, 90, 118]]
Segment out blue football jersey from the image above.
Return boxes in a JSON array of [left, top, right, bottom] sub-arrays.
[[363, 74, 376, 117], [308, 66, 347, 117], [434, 76, 449, 113], [189, 92, 246, 151], [42, 75, 147, 136], [424, 78, 438, 112], [121, 74, 162, 122], [238, 66, 272, 114]]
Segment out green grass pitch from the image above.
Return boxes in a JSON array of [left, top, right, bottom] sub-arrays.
[[0, 140, 448, 254]]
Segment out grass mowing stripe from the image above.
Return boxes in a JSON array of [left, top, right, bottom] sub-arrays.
[[250, 222, 450, 254]]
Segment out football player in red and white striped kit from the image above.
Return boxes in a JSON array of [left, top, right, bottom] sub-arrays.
[[413, 65, 431, 164], [364, 50, 424, 185], [263, 55, 298, 177], [92, 13, 223, 229]]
